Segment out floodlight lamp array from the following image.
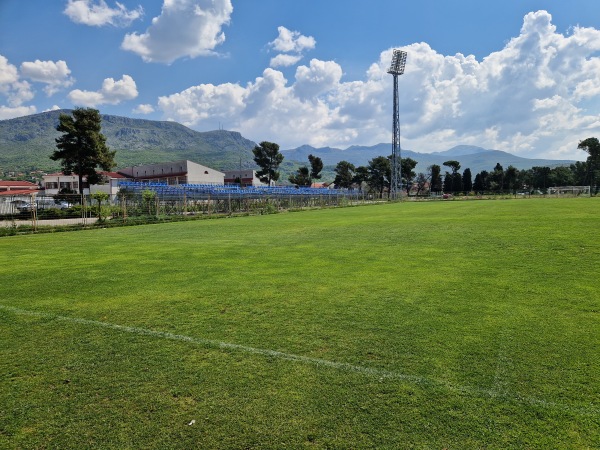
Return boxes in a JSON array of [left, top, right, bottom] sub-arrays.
[[387, 50, 407, 75]]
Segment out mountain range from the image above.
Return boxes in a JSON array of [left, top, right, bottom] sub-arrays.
[[0, 110, 577, 179], [280, 144, 577, 175]]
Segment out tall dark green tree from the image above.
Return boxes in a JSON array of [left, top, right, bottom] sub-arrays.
[[577, 137, 600, 193], [51, 108, 116, 195], [288, 166, 311, 186], [531, 166, 551, 191], [570, 161, 589, 186], [490, 163, 505, 193], [252, 141, 284, 185], [443, 160, 461, 193], [353, 166, 370, 190], [473, 173, 484, 193], [400, 157, 418, 195], [428, 164, 442, 193], [367, 156, 391, 198], [308, 154, 323, 182], [333, 160, 356, 188], [289, 153, 324, 187], [505, 165, 519, 194], [462, 168, 473, 193]]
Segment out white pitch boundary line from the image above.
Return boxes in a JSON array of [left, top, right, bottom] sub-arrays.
[[1, 304, 598, 417]]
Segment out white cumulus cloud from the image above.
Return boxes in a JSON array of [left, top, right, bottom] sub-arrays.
[[269, 26, 316, 68], [64, 0, 143, 27], [121, 0, 233, 64], [0, 55, 35, 108], [0, 105, 37, 120], [156, 10, 600, 161], [270, 26, 316, 53], [20, 60, 75, 96], [270, 54, 303, 68], [68, 74, 138, 106], [132, 103, 155, 114]]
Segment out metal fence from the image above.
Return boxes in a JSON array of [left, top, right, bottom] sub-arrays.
[[0, 187, 373, 231]]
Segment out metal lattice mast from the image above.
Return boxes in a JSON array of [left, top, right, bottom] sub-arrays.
[[388, 50, 407, 199]]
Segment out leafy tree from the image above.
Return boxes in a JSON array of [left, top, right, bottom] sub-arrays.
[[252, 141, 284, 185], [570, 161, 589, 186], [415, 173, 429, 196], [308, 154, 323, 181], [531, 166, 551, 191], [577, 137, 600, 193], [400, 157, 418, 195], [505, 165, 519, 194], [353, 166, 370, 190], [490, 163, 505, 193], [289, 154, 324, 187], [288, 166, 311, 186], [367, 156, 391, 198], [462, 168, 473, 192], [51, 108, 116, 195], [90, 191, 110, 221], [333, 160, 356, 188], [142, 189, 157, 215], [548, 166, 574, 187], [443, 160, 461, 193]]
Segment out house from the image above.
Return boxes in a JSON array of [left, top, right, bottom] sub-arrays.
[[0, 181, 41, 214], [42, 172, 127, 196], [0, 180, 40, 194], [118, 160, 224, 185], [223, 170, 265, 187]]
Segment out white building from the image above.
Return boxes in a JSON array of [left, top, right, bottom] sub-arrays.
[[42, 172, 127, 196], [118, 160, 224, 185]]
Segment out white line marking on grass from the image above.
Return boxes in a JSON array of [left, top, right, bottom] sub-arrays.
[[1, 304, 598, 417]]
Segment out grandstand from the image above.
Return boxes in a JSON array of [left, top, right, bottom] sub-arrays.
[[118, 180, 350, 200]]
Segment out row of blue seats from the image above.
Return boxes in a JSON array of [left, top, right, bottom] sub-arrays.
[[118, 182, 348, 196]]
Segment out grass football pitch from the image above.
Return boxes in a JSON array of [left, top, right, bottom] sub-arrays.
[[1, 198, 599, 448]]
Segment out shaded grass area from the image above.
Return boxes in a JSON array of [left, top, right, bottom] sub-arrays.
[[1, 198, 599, 448]]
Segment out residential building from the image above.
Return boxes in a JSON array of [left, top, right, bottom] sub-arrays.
[[42, 172, 127, 196], [0, 180, 40, 195]]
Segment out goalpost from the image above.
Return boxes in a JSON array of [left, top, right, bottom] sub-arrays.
[[547, 186, 591, 197]]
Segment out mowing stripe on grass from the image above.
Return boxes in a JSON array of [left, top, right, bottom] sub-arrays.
[[1, 304, 598, 417]]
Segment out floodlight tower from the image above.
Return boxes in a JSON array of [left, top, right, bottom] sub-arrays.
[[388, 49, 407, 199]]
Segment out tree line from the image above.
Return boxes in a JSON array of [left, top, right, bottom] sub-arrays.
[[51, 109, 599, 197], [331, 138, 600, 196]]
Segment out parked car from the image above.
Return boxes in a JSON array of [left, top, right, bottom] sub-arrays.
[[16, 198, 72, 212]]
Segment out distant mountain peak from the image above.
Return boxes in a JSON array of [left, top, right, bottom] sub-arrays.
[[431, 145, 488, 157]]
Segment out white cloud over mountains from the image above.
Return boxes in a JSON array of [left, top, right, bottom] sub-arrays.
[[121, 0, 233, 63], [0, 55, 36, 118], [64, 0, 143, 27], [68, 74, 138, 106], [158, 11, 600, 159], [20, 60, 75, 96]]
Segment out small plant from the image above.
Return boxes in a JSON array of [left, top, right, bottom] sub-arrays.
[[90, 192, 111, 222]]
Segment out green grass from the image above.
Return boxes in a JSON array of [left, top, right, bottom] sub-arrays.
[[1, 198, 599, 448]]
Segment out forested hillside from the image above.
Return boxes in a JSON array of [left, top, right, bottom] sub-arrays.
[[0, 110, 258, 174]]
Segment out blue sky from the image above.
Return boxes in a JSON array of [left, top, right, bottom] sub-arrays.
[[1, 1, 600, 160]]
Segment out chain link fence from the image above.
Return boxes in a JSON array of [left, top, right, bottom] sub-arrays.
[[0, 188, 374, 233]]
